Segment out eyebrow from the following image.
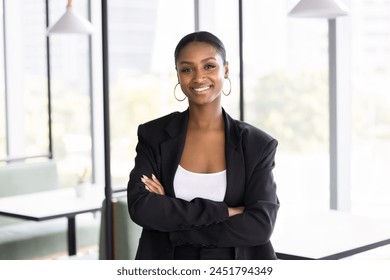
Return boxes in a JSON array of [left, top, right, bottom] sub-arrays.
[[179, 57, 217, 65]]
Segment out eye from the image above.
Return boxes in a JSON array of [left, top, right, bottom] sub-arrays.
[[205, 64, 216, 70], [180, 67, 192, 73]]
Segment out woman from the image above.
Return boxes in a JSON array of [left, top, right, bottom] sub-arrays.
[[127, 31, 279, 260]]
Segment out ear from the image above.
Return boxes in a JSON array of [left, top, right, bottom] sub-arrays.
[[224, 61, 229, 78]]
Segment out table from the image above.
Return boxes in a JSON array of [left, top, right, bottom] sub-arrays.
[[272, 208, 390, 260], [0, 186, 104, 256]]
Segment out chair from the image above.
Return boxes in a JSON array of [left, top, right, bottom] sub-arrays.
[[99, 195, 142, 259]]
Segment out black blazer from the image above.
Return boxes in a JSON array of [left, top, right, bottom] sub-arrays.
[[127, 108, 280, 259]]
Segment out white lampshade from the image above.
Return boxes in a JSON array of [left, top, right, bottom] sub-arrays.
[[288, 0, 348, 19], [47, 1, 93, 35]]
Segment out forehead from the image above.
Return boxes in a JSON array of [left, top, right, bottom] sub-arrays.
[[177, 41, 220, 62]]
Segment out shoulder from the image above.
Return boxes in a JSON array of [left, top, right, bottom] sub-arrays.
[[226, 112, 276, 144], [140, 111, 181, 130], [137, 110, 186, 140], [228, 118, 278, 171], [227, 111, 278, 161], [236, 120, 275, 143], [240, 120, 277, 152]]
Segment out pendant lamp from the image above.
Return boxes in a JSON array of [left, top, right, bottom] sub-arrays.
[[47, 0, 94, 35], [288, 0, 348, 19]]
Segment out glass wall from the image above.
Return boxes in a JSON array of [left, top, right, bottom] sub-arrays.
[[349, 0, 390, 218], [243, 0, 330, 211], [21, 0, 49, 158], [49, 0, 92, 187], [198, 0, 240, 119], [108, 0, 194, 187], [1, 0, 49, 162], [0, 0, 388, 218]]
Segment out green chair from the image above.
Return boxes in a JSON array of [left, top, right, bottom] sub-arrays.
[[99, 195, 142, 260]]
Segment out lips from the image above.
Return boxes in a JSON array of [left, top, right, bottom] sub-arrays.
[[192, 85, 211, 92]]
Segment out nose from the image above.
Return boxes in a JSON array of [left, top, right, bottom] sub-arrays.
[[192, 69, 205, 83]]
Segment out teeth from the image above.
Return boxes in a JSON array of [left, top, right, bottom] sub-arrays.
[[193, 86, 210, 92]]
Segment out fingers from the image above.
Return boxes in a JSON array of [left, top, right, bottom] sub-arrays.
[[151, 174, 161, 184], [141, 174, 165, 195]]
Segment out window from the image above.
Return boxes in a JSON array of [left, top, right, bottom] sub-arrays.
[[198, 0, 240, 119], [1, 0, 48, 161], [49, 0, 92, 186], [349, 0, 390, 218], [22, 1, 49, 157], [0, 0, 388, 219], [243, 0, 330, 211], [108, 0, 194, 187]]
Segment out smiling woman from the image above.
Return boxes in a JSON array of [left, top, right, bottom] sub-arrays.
[[176, 41, 228, 108], [127, 31, 280, 260]]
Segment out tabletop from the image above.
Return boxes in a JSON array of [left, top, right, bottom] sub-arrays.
[[0, 185, 105, 221], [272, 207, 390, 259]]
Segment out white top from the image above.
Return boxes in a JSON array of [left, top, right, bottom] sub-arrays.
[[173, 165, 227, 202]]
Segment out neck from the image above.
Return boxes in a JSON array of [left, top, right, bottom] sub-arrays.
[[188, 104, 223, 130]]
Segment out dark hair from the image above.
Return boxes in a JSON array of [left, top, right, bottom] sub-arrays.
[[174, 31, 227, 66]]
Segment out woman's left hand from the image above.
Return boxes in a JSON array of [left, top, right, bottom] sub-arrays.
[[141, 174, 165, 195]]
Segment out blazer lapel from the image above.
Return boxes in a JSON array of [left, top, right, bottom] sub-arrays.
[[223, 110, 246, 206], [160, 110, 189, 197]]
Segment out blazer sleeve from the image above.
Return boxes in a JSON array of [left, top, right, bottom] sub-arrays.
[[169, 139, 280, 247], [127, 124, 229, 232]]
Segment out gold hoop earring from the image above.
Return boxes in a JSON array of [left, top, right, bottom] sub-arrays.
[[222, 77, 231, 96], [174, 83, 187, 101]]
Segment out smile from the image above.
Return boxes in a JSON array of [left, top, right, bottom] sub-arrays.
[[192, 86, 210, 92]]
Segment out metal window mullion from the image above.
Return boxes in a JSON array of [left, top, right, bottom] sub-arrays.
[[328, 18, 351, 211], [45, 0, 53, 159], [194, 0, 200, 31], [86, 0, 96, 183], [2, 0, 9, 156], [238, 0, 244, 121], [101, 0, 113, 260], [329, 19, 338, 210]]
